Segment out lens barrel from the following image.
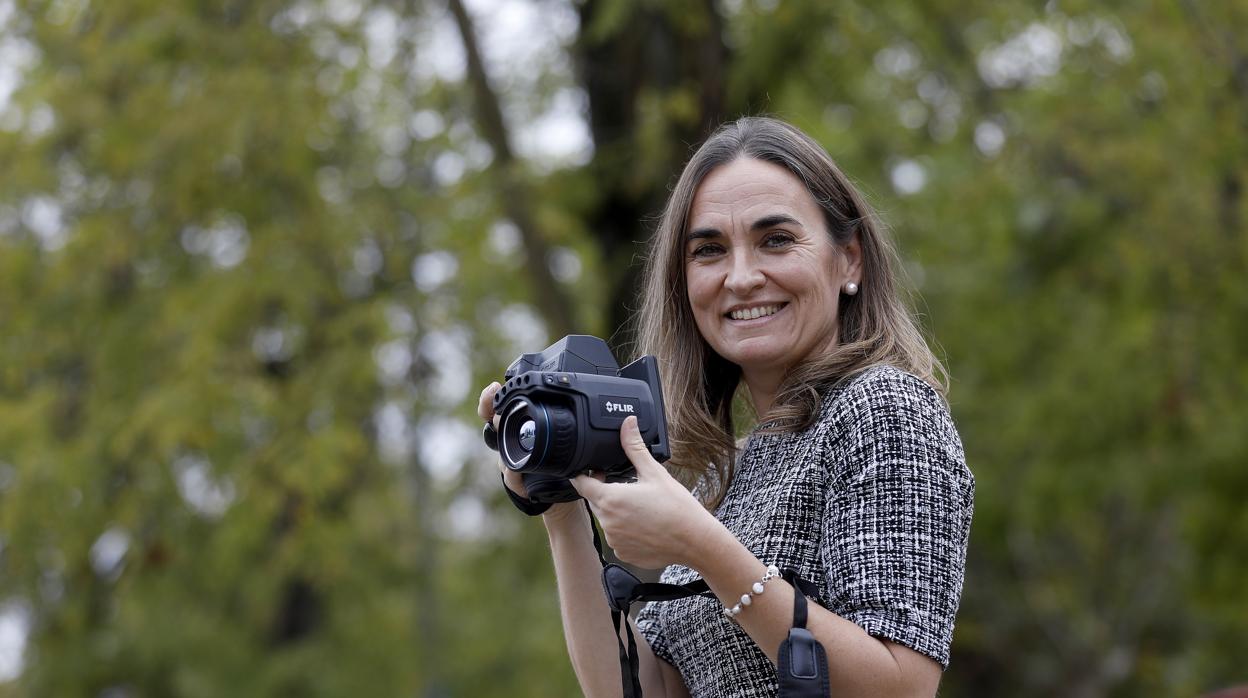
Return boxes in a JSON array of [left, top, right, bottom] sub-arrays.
[[500, 398, 544, 470], [498, 395, 578, 476]]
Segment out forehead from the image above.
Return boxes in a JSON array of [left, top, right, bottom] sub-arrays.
[[689, 157, 821, 227]]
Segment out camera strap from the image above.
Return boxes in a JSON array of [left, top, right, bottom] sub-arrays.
[[776, 570, 831, 697], [584, 502, 830, 697], [585, 501, 710, 698]]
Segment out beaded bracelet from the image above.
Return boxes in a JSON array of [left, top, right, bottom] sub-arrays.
[[722, 564, 781, 618]]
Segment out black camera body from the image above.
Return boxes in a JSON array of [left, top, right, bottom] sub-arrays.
[[488, 335, 670, 504]]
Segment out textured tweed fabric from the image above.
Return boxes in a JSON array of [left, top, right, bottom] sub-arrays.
[[635, 365, 974, 697]]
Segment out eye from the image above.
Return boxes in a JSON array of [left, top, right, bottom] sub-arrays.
[[689, 242, 726, 259], [762, 231, 795, 248]]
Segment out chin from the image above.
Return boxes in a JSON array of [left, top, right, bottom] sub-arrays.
[[717, 341, 791, 370]]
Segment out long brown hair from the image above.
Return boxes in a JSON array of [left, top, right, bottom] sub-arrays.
[[634, 116, 946, 507]]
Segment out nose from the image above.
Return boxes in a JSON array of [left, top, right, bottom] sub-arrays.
[[724, 249, 765, 296]]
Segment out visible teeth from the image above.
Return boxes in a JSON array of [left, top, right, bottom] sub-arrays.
[[730, 304, 781, 320]]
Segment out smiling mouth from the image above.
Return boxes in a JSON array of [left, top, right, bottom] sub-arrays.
[[726, 303, 788, 321]]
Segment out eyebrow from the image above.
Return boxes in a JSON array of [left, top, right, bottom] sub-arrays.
[[686, 214, 802, 242]]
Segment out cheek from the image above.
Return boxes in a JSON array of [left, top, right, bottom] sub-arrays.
[[684, 278, 722, 342], [684, 268, 717, 314]]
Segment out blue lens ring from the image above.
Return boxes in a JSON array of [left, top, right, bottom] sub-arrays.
[[536, 400, 551, 463], [501, 398, 536, 469]]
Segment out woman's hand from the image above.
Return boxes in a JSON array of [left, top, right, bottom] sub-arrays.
[[477, 382, 526, 495], [571, 416, 722, 570]]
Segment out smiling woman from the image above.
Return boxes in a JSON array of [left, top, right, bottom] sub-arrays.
[[683, 158, 859, 417], [638, 118, 948, 507], [478, 116, 972, 698]]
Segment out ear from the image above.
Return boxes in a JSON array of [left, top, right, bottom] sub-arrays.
[[842, 229, 863, 285]]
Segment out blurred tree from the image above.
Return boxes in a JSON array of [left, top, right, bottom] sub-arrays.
[[441, 0, 1248, 693], [0, 0, 435, 694], [0, 0, 1245, 696]]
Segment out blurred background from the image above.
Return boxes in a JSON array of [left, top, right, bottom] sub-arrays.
[[0, 0, 1245, 695]]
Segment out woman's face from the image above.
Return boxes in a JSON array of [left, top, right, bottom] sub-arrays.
[[684, 157, 860, 377]]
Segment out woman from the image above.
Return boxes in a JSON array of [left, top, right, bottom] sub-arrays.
[[478, 117, 973, 697]]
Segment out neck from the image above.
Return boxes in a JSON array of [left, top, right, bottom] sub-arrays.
[[742, 368, 784, 420], [740, 330, 841, 421]]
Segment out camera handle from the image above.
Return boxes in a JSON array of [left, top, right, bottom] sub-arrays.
[[521, 472, 581, 503]]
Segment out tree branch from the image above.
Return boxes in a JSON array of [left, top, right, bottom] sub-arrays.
[[446, 0, 575, 339], [1176, 0, 1246, 247]]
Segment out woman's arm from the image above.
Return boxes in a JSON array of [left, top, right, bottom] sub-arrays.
[[635, 626, 690, 698], [584, 490, 939, 696], [574, 415, 944, 698], [479, 383, 685, 698], [687, 528, 940, 697], [543, 503, 683, 698]]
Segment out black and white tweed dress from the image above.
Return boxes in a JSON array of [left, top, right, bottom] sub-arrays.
[[635, 365, 974, 697]]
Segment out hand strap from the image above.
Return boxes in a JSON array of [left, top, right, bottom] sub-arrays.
[[500, 474, 552, 516]]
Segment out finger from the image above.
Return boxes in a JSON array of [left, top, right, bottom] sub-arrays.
[[571, 474, 608, 502], [619, 415, 663, 478], [477, 382, 501, 422]]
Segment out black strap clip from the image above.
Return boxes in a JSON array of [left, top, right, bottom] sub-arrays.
[[602, 563, 643, 613], [776, 570, 830, 696]]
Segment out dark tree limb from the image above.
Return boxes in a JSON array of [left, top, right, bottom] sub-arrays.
[[573, 0, 731, 354], [447, 0, 576, 339]]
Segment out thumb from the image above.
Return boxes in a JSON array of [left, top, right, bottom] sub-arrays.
[[619, 416, 662, 477], [570, 473, 607, 502]]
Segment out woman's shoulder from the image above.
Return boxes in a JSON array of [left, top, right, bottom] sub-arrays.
[[819, 364, 948, 421], [818, 365, 968, 479]]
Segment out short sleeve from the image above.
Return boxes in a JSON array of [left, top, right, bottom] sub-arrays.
[[635, 600, 677, 666], [819, 368, 974, 668]]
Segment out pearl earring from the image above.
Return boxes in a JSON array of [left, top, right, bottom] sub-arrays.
[[844, 281, 859, 296]]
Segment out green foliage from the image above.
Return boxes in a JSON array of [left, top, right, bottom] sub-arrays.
[[0, 0, 1244, 696]]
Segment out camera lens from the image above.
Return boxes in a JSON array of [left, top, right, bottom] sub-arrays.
[[500, 399, 545, 470], [518, 419, 536, 452], [497, 394, 578, 475]]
